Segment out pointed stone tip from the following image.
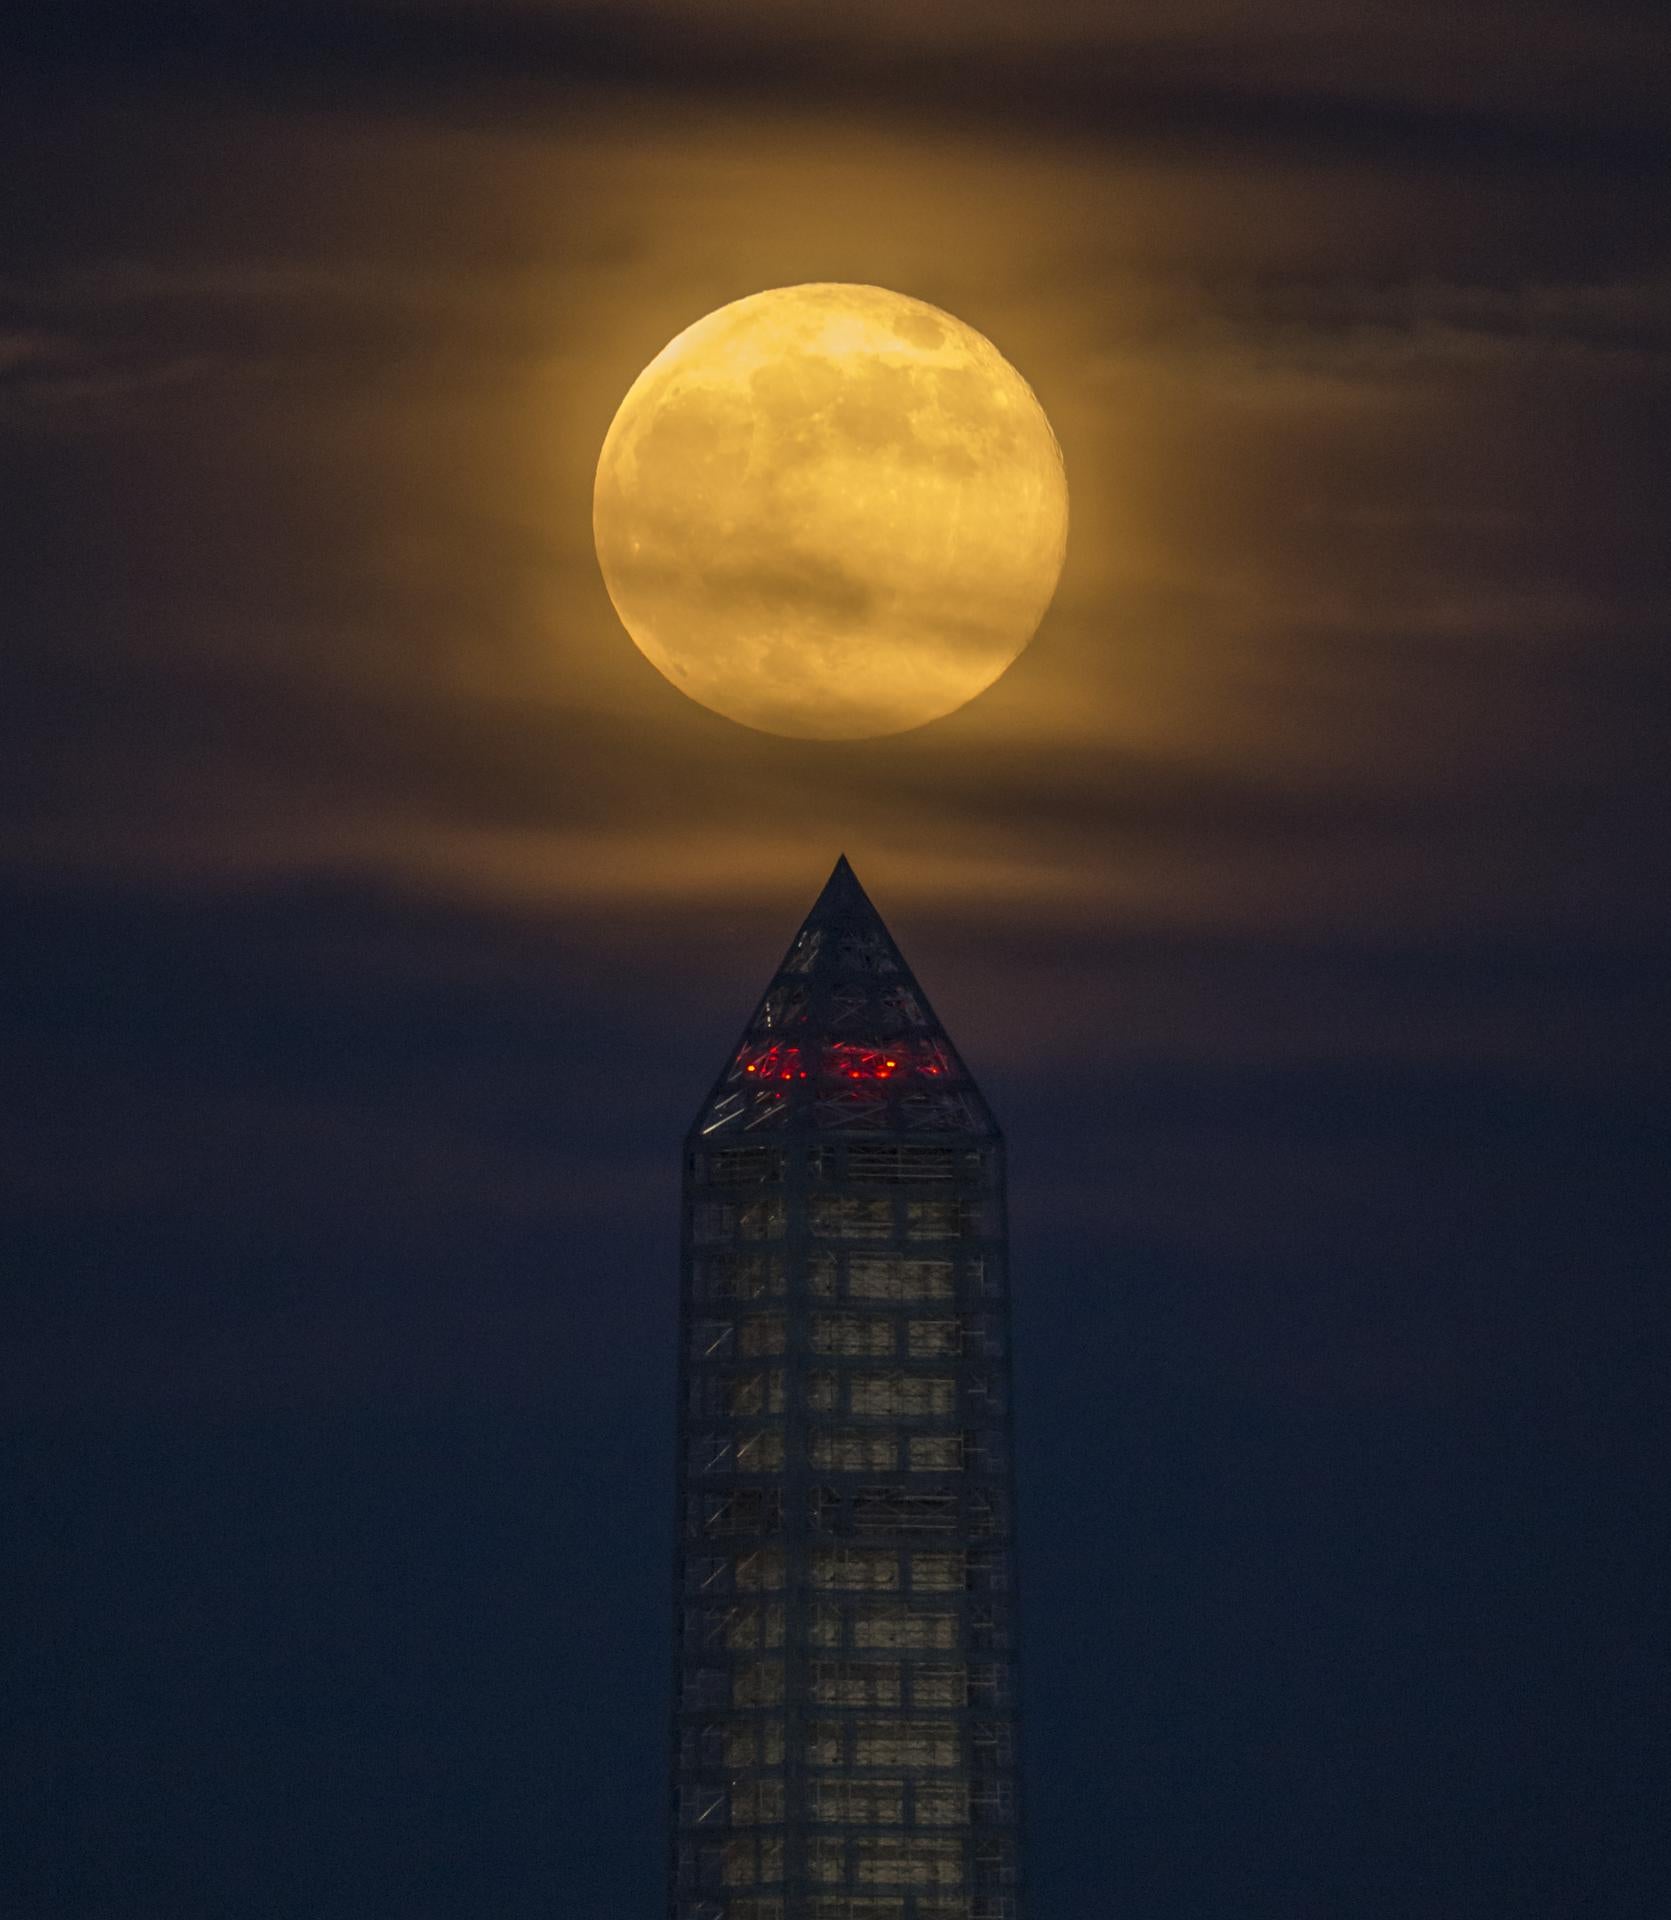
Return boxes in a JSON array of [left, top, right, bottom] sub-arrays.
[[816, 852, 867, 911], [690, 849, 1000, 1141]]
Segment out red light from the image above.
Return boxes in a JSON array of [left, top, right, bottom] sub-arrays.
[[737, 1043, 807, 1084], [825, 1043, 907, 1082], [740, 1039, 955, 1088]]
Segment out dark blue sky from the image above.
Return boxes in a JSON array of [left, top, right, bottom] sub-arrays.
[[3, 4, 1669, 1915]]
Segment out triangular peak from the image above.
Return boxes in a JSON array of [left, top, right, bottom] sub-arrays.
[[770, 853, 911, 986], [691, 858, 997, 1142]]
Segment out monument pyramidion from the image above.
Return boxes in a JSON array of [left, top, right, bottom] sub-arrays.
[[672, 857, 1025, 1920]]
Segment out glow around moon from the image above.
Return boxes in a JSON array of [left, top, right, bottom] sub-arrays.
[[593, 283, 1068, 739]]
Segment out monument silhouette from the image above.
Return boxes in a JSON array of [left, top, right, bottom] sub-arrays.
[[672, 857, 1024, 1920]]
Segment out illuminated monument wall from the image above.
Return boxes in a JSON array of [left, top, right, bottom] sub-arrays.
[[672, 858, 1024, 1920]]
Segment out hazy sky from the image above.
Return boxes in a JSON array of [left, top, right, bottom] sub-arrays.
[[4, 5, 1668, 1916]]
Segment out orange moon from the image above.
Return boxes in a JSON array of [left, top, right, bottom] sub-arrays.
[[594, 283, 1068, 739]]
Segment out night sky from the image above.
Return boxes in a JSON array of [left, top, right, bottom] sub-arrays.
[[4, 4, 1670, 1916]]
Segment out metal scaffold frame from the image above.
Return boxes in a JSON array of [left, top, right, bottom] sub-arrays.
[[670, 859, 1027, 1920]]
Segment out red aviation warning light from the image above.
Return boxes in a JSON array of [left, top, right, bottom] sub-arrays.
[[825, 1043, 905, 1080], [825, 1040, 955, 1081], [737, 1043, 809, 1082], [731, 1039, 956, 1084]]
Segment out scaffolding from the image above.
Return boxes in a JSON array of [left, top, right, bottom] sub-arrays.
[[671, 858, 1026, 1920]]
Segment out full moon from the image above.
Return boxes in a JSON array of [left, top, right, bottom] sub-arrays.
[[593, 283, 1068, 739]]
